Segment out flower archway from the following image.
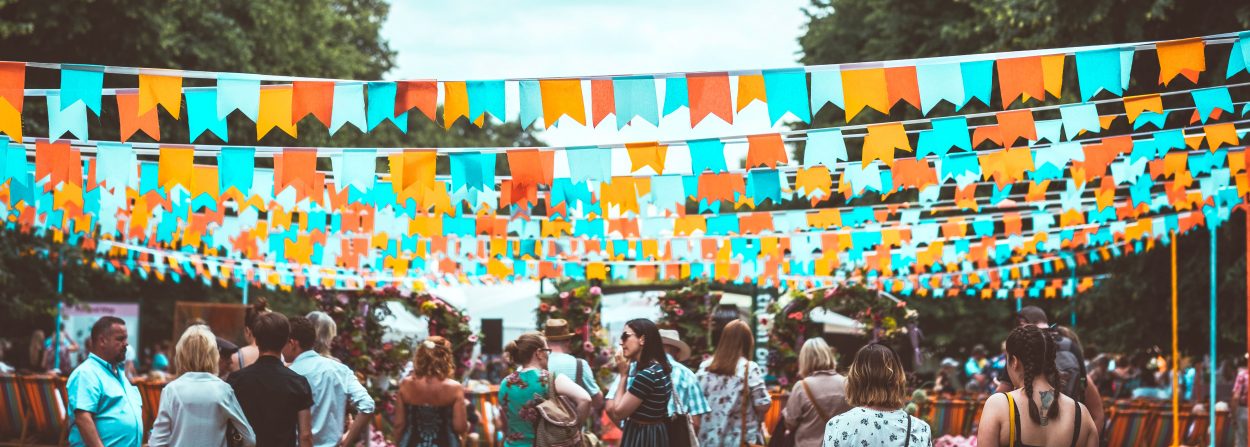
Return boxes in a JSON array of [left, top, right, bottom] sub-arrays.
[[656, 282, 723, 367], [767, 284, 919, 384]]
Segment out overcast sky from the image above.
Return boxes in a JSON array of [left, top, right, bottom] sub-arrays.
[[380, 0, 815, 149]]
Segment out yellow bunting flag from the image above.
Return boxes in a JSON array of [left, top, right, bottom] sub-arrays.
[[1123, 94, 1163, 123], [1041, 55, 1065, 98], [862, 122, 911, 167], [0, 98, 19, 141], [842, 68, 889, 121], [257, 86, 297, 138], [625, 141, 667, 173], [1204, 122, 1238, 150], [1156, 38, 1205, 85], [158, 146, 194, 192], [587, 262, 607, 280], [138, 74, 183, 119], [539, 79, 586, 126], [736, 74, 767, 112], [443, 81, 470, 129]]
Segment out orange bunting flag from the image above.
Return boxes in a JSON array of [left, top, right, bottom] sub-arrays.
[[443, 81, 470, 129], [745, 133, 788, 168], [506, 149, 555, 187], [1040, 55, 1065, 99], [1204, 122, 1239, 150], [190, 165, 219, 199], [0, 62, 24, 140], [996, 109, 1038, 145], [292, 81, 334, 127], [276, 149, 318, 200], [972, 125, 1003, 148], [257, 86, 297, 138], [625, 141, 667, 173], [1156, 38, 1205, 85], [794, 166, 832, 202], [688, 72, 733, 126], [696, 172, 746, 203], [1123, 94, 1162, 123], [389, 150, 438, 206], [539, 79, 587, 126], [862, 122, 911, 167], [841, 68, 889, 121], [997, 56, 1045, 107], [884, 66, 921, 111], [591, 79, 615, 128], [396, 80, 438, 122], [892, 158, 937, 190], [158, 146, 194, 192], [116, 93, 160, 142], [978, 147, 1034, 186], [137, 74, 183, 119], [736, 74, 767, 112]]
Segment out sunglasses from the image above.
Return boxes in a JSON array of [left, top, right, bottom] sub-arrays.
[[539, 348, 553, 354], [620, 332, 636, 342]]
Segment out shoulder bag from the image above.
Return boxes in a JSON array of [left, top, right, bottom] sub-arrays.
[[534, 372, 584, 447], [666, 369, 699, 447], [740, 362, 764, 447]]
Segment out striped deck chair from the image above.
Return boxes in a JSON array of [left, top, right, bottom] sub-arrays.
[[466, 391, 500, 447], [134, 380, 166, 434], [1146, 411, 1194, 447], [0, 375, 24, 446], [1215, 409, 1231, 447], [927, 399, 958, 438], [1105, 408, 1149, 446], [16, 375, 67, 445], [959, 400, 982, 436]]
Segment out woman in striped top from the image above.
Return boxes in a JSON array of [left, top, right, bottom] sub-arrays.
[[606, 318, 673, 447]]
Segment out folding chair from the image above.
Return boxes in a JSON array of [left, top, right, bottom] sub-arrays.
[[0, 375, 24, 446], [16, 375, 67, 447]]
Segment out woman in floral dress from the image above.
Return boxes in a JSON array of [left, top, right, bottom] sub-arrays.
[[497, 332, 592, 447], [696, 320, 772, 447]]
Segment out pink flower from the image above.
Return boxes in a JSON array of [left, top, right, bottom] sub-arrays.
[[779, 377, 789, 386], [589, 286, 602, 296], [788, 311, 805, 321], [896, 300, 907, 308], [468, 334, 479, 343], [583, 341, 595, 351], [675, 308, 685, 316], [583, 307, 592, 314], [539, 303, 550, 312], [559, 291, 570, 299]]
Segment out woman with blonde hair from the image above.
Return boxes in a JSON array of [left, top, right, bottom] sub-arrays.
[[822, 344, 930, 447], [783, 338, 851, 445], [305, 311, 338, 359], [149, 325, 255, 447], [394, 336, 468, 447], [497, 332, 591, 446], [696, 320, 772, 447]]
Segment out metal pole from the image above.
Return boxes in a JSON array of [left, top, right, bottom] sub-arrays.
[[1209, 219, 1217, 447], [242, 280, 250, 305], [54, 266, 64, 372], [1170, 230, 1180, 447]]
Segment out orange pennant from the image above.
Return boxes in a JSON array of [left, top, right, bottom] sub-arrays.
[[396, 80, 438, 122], [625, 142, 667, 173], [696, 172, 746, 203], [1123, 94, 1162, 123], [745, 133, 788, 168], [506, 149, 555, 187], [1204, 122, 1239, 150], [1156, 38, 1205, 85], [116, 93, 160, 142], [443, 81, 470, 129], [688, 72, 733, 126], [978, 147, 1034, 187], [591, 79, 616, 127], [138, 74, 183, 119], [884, 66, 921, 110], [794, 166, 832, 202], [292, 81, 334, 127], [996, 109, 1038, 145], [158, 146, 194, 192], [257, 85, 297, 138], [539, 79, 587, 126], [997, 56, 1045, 107], [736, 74, 767, 112], [1040, 55, 1065, 99], [0, 62, 23, 114], [892, 158, 937, 190], [842, 68, 889, 121], [862, 122, 911, 167]]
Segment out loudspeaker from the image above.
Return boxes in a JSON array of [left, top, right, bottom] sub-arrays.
[[481, 319, 503, 355]]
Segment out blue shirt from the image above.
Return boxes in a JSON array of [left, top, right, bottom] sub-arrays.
[[288, 350, 375, 447], [606, 354, 710, 417], [68, 353, 143, 447], [548, 351, 601, 395]]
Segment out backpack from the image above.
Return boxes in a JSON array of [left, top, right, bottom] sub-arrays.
[[1049, 329, 1088, 403], [534, 372, 584, 447]]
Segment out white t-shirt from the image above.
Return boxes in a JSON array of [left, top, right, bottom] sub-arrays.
[[822, 407, 931, 447]]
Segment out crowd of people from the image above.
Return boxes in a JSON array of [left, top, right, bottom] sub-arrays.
[[6, 301, 1247, 447]]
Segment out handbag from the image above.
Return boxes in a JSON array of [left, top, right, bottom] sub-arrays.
[[534, 372, 584, 447], [666, 377, 699, 447], [740, 362, 764, 447], [226, 423, 245, 447]]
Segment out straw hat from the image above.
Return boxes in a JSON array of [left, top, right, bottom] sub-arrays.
[[543, 319, 576, 341], [659, 329, 691, 362]]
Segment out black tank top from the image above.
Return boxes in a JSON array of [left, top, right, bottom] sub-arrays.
[[1003, 391, 1083, 447]]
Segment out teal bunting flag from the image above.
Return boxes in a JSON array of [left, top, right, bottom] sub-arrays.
[[762, 68, 811, 124]]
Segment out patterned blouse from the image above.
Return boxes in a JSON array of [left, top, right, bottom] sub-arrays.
[[695, 358, 772, 447], [822, 407, 931, 447], [497, 369, 550, 447]]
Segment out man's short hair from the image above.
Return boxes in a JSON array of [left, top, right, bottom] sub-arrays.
[[252, 312, 291, 352], [288, 316, 316, 351], [90, 316, 126, 342], [1017, 306, 1048, 325]]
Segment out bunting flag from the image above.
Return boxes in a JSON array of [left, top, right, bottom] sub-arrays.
[[539, 79, 587, 127], [687, 72, 732, 126], [138, 74, 183, 119], [116, 93, 160, 142]]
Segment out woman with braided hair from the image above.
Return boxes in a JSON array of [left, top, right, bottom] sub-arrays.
[[977, 325, 1097, 447]]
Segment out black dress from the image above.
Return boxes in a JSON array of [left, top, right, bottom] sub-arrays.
[[620, 362, 673, 447], [400, 404, 461, 447]]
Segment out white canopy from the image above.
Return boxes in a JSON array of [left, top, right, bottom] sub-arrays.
[[808, 307, 865, 335]]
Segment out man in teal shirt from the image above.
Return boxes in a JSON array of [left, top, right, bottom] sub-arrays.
[[68, 316, 143, 447]]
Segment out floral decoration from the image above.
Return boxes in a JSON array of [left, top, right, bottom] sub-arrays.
[[766, 284, 918, 384], [655, 282, 722, 367]]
